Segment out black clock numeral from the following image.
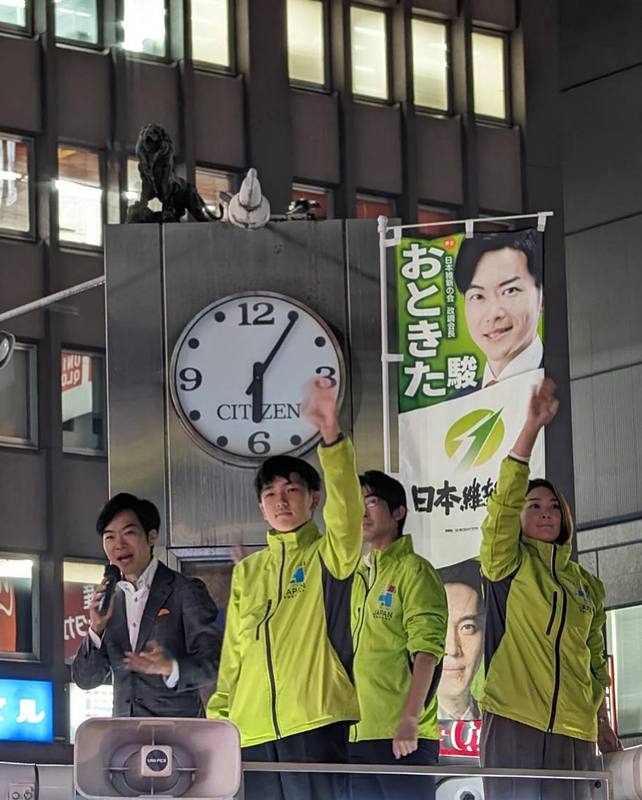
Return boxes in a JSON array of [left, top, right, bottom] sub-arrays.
[[239, 302, 275, 326], [179, 367, 202, 391], [315, 365, 337, 387], [248, 430, 271, 455]]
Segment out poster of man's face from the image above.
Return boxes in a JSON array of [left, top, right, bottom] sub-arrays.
[[463, 248, 542, 378], [454, 229, 544, 388], [437, 560, 484, 722]]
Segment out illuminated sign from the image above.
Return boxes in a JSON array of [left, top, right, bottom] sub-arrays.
[[68, 683, 113, 743], [0, 678, 53, 743]]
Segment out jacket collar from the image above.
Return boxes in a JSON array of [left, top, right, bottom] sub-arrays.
[[364, 533, 414, 566], [523, 534, 572, 569], [266, 519, 320, 553]]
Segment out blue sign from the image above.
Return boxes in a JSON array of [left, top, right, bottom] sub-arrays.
[[0, 678, 54, 743]]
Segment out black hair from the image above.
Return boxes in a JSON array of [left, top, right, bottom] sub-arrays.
[[454, 228, 543, 296], [254, 455, 321, 499], [96, 492, 161, 536], [525, 478, 573, 546], [359, 470, 407, 536], [438, 558, 482, 597]]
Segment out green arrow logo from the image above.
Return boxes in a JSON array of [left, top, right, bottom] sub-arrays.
[[445, 408, 505, 469]]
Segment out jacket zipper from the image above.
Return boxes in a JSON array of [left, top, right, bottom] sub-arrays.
[[545, 592, 558, 636], [547, 548, 567, 732], [256, 600, 272, 640], [264, 542, 285, 739], [352, 560, 378, 657]]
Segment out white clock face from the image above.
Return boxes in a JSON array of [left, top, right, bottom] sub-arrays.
[[170, 291, 345, 467]]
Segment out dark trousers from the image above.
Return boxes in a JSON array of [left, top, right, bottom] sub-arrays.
[[480, 712, 598, 800], [348, 738, 439, 800], [242, 721, 349, 800]]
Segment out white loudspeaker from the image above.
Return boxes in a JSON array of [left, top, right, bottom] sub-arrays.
[[74, 717, 241, 799], [436, 776, 484, 800], [604, 746, 642, 800]]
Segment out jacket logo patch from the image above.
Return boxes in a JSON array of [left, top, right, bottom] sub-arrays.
[[291, 567, 305, 584], [576, 584, 593, 614], [577, 584, 593, 602], [378, 591, 394, 608], [284, 565, 306, 599], [373, 587, 395, 620]]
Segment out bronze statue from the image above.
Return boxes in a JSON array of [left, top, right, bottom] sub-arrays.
[[126, 124, 219, 223]]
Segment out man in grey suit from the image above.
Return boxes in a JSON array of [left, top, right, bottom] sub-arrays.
[[72, 493, 221, 717]]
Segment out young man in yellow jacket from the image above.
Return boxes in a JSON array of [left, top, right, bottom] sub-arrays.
[[207, 378, 363, 800], [348, 470, 448, 800]]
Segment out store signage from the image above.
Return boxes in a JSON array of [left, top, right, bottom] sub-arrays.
[[0, 678, 54, 743]]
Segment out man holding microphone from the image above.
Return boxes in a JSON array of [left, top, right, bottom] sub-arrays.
[[72, 493, 221, 717]]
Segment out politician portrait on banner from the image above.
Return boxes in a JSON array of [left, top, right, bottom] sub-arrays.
[[395, 227, 546, 753]]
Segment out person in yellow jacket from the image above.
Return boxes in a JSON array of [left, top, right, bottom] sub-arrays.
[[479, 378, 621, 800], [207, 378, 363, 800], [348, 469, 447, 800]]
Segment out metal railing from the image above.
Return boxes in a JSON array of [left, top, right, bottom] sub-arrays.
[[238, 761, 611, 800]]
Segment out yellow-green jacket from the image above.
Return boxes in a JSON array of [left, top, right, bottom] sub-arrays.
[[350, 534, 447, 742], [206, 437, 364, 747], [480, 457, 610, 742]]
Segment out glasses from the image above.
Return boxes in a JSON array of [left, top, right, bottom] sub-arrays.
[[364, 496, 380, 509]]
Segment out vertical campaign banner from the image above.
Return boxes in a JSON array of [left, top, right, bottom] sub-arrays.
[[396, 228, 545, 754]]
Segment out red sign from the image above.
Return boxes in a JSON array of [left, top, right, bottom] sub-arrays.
[[61, 353, 92, 393], [63, 582, 96, 661], [439, 719, 481, 757], [0, 580, 17, 652]]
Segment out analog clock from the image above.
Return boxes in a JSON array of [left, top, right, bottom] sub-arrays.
[[170, 291, 346, 467]]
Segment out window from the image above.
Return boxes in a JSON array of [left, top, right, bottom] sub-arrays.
[[356, 193, 394, 219], [417, 205, 455, 237], [291, 184, 332, 219], [123, 0, 166, 58], [287, 0, 326, 87], [607, 605, 642, 735], [0, 555, 36, 657], [191, 0, 230, 68], [350, 6, 388, 100], [0, 0, 27, 28], [411, 18, 449, 111], [471, 31, 508, 120], [195, 167, 237, 215], [61, 350, 106, 454], [63, 561, 103, 663], [57, 147, 103, 247], [55, 0, 98, 45], [0, 135, 31, 236], [0, 343, 37, 448], [126, 156, 142, 205]]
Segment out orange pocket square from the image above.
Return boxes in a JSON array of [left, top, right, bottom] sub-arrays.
[[158, 608, 171, 617]]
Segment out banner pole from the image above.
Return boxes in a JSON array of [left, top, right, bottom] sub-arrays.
[[0, 275, 106, 323], [378, 215, 392, 474]]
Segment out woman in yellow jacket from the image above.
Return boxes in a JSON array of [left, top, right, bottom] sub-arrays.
[[479, 378, 620, 800]]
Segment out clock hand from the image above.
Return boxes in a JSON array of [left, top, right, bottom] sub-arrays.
[[245, 311, 299, 421], [248, 361, 264, 424], [260, 310, 299, 375]]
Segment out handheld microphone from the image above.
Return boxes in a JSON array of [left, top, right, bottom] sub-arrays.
[[99, 564, 121, 615]]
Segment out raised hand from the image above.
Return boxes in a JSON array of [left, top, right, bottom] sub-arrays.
[[526, 377, 559, 430], [301, 376, 340, 445], [512, 378, 559, 460]]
